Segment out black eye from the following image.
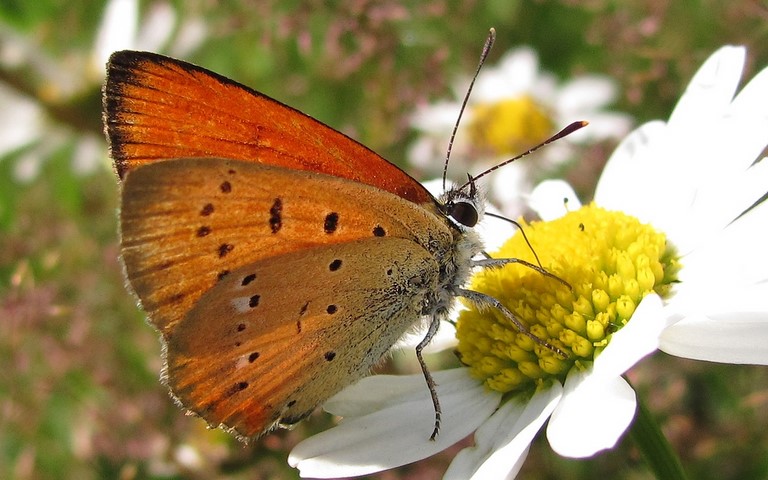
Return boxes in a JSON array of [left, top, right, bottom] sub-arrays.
[[448, 201, 478, 227]]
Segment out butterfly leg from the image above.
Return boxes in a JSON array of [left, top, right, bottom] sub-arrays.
[[415, 315, 442, 441], [471, 258, 571, 289], [456, 288, 568, 359]]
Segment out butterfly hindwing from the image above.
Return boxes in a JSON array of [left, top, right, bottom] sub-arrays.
[[165, 237, 440, 438]]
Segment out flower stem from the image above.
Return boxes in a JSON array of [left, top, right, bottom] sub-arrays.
[[628, 381, 689, 480]]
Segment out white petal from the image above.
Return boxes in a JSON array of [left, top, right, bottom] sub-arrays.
[[393, 320, 457, 353], [671, 283, 768, 322], [322, 369, 462, 417], [0, 85, 43, 155], [92, 0, 138, 71], [491, 164, 532, 218], [528, 180, 581, 221], [167, 15, 207, 58], [667, 46, 745, 129], [683, 158, 768, 245], [659, 311, 768, 365], [678, 200, 768, 291], [642, 49, 755, 242], [592, 294, 666, 379], [593, 120, 668, 217], [532, 77, 560, 112], [13, 131, 67, 182], [563, 111, 633, 143], [477, 206, 523, 253], [731, 60, 768, 117], [475, 47, 539, 101], [288, 369, 500, 478], [407, 136, 441, 169], [725, 64, 768, 167], [596, 47, 762, 250], [134, 2, 178, 53], [556, 76, 618, 115], [72, 134, 103, 175], [547, 370, 636, 457], [421, 178, 447, 198], [445, 385, 563, 480], [411, 101, 462, 133]]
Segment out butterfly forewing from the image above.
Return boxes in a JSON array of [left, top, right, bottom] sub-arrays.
[[104, 51, 432, 204], [166, 237, 440, 438], [119, 157, 454, 337]]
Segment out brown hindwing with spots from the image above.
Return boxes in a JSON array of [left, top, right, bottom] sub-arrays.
[[119, 157, 453, 339], [166, 237, 440, 438]]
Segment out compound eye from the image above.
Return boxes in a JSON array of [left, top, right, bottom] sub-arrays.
[[448, 201, 478, 227]]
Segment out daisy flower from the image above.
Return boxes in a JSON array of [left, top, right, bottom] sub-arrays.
[[288, 45, 768, 478], [408, 46, 632, 215]]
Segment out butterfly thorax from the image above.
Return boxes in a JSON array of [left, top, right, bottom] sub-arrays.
[[423, 186, 485, 318]]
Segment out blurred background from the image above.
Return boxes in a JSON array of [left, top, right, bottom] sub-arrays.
[[1, 1, 767, 479]]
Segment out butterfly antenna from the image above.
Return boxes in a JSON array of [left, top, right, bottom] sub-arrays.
[[441, 28, 497, 192], [466, 173, 477, 198], [457, 120, 589, 192]]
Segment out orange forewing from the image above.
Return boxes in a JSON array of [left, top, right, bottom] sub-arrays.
[[103, 50, 432, 205], [119, 158, 451, 337]]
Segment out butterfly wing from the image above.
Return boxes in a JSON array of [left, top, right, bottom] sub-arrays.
[[120, 157, 455, 438], [119, 157, 454, 337], [103, 50, 432, 205], [166, 237, 440, 438]]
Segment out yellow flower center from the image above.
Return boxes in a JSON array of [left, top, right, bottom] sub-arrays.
[[467, 96, 554, 157], [456, 204, 681, 394]]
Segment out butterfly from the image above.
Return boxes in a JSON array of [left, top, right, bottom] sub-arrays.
[[103, 40, 574, 441]]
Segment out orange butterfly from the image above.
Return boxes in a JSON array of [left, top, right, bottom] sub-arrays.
[[103, 44, 571, 441]]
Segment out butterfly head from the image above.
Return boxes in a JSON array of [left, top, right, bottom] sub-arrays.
[[440, 173, 485, 230]]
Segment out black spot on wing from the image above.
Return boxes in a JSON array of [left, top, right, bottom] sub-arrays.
[[270, 198, 283, 233], [324, 212, 339, 233], [200, 203, 214, 216], [218, 243, 234, 257], [225, 381, 249, 397]]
